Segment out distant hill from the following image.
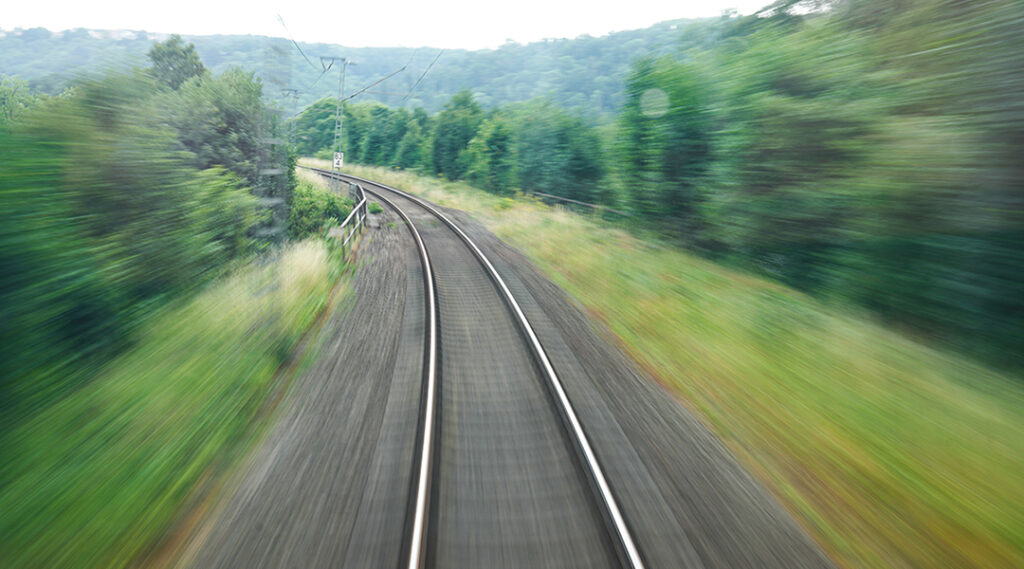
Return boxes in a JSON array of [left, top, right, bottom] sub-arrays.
[[0, 20, 714, 115]]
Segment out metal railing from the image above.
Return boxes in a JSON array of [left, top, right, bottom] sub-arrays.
[[301, 165, 369, 255], [530, 191, 633, 217], [331, 182, 368, 253]]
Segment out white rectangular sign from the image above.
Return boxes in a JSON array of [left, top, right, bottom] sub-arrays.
[[333, 152, 344, 168]]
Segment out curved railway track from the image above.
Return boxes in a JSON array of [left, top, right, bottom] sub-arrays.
[[313, 168, 645, 569], [189, 168, 835, 569]]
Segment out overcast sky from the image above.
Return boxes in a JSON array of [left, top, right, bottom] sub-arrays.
[[5, 0, 772, 49]]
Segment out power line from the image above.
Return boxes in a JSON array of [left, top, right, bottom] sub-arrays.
[[307, 61, 333, 90], [344, 65, 408, 101], [404, 50, 443, 102], [403, 48, 420, 70], [315, 53, 409, 194], [276, 14, 320, 73], [361, 90, 408, 97]]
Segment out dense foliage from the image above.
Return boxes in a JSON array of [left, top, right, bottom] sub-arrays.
[[688, 0, 1024, 369], [288, 180, 352, 239], [0, 36, 344, 569], [291, 0, 1024, 370], [146, 34, 207, 89], [0, 38, 294, 426], [0, 75, 36, 125]]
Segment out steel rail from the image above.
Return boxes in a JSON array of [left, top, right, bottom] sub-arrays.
[[368, 188, 439, 569], [308, 166, 439, 569], [324, 169, 646, 569]]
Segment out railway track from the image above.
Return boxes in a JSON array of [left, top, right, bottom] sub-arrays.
[[311, 168, 645, 569], [189, 169, 834, 569]]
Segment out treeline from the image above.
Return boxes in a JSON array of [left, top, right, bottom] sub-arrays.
[[294, 0, 1024, 370], [0, 36, 296, 423], [295, 93, 606, 200], [0, 18, 701, 114]]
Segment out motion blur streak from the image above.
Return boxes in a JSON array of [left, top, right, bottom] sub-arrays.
[[0, 37, 335, 568], [2, 2, 1023, 569], [337, 160, 1024, 569]]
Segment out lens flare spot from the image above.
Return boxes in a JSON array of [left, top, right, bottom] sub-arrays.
[[640, 88, 669, 118]]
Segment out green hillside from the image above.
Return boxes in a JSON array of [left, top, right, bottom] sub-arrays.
[[0, 19, 709, 114]]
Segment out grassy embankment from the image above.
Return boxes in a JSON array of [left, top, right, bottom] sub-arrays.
[[0, 240, 341, 569], [320, 160, 1024, 569]]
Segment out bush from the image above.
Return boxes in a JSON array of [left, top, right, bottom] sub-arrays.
[[0, 75, 258, 421], [288, 180, 352, 239]]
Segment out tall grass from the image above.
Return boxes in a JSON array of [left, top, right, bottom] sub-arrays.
[[0, 241, 336, 569], [331, 162, 1024, 569]]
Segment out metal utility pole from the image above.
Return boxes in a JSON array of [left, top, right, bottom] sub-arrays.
[[309, 55, 409, 196], [320, 56, 350, 195]]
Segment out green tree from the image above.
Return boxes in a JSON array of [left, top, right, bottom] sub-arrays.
[[1, 71, 256, 416], [479, 118, 515, 194], [0, 75, 35, 125], [394, 120, 428, 169], [360, 105, 408, 165], [432, 90, 483, 179], [292, 98, 338, 156], [342, 102, 373, 163], [618, 57, 711, 232], [272, 0, 1024, 369], [147, 35, 207, 90], [697, 23, 879, 284], [513, 101, 604, 202], [465, 117, 515, 194], [153, 67, 264, 186]]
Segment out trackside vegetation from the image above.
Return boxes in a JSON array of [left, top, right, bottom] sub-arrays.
[[293, 0, 1024, 374], [1, 2, 1020, 568], [1, 37, 352, 568], [289, 177, 353, 240], [0, 241, 335, 569], [1, 38, 291, 426], [329, 162, 1024, 569]]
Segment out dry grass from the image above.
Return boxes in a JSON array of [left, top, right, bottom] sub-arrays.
[[333, 162, 1024, 569], [296, 163, 330, 188]]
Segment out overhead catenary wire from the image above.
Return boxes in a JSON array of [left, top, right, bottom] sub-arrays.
[[275, 15, 433, 105], [403, 50, 443, 102], [403, 48, 420, 69], [362, 90, 408, 97], [276, 14, 321, 73], [344, 65, 408, 101], [307, 61, 334, 90]]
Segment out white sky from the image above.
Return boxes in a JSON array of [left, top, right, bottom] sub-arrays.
[[3, 0, 772, 49]]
